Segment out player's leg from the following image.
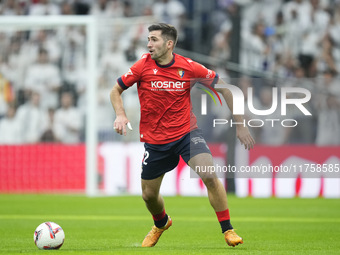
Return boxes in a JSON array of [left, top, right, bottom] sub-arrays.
[[188, 153, 228, 212], [178, 129, 243, 247], [141, 144, 178, 247], [141, 174, 165, 215], [188, 153, 243, 247], [141, 175, 173, 248], [177, 129, 230, 216]]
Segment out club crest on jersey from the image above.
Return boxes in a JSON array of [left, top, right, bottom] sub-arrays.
[[177, 69, 185, 78]]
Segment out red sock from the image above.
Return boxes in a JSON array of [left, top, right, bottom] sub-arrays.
[[152, 209, 166, 221], [215, 209, 230, 222], [152, 209, 168, 228], [216, 209, 233, 233]]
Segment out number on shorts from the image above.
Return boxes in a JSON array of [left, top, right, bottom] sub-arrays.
[[143, 151, 149, 165]]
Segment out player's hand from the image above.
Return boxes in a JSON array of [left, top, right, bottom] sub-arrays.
[[113, 115, 133, 136], [236, 126, 255, 150]]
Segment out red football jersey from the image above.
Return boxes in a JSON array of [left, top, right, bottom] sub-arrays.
[[117, 53, 219, 144]]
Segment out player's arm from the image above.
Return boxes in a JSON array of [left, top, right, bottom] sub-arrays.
[[215, 78, 255, 150], [110, 83, 131, 136]]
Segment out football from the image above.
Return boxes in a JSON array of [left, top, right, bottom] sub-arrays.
[[33, 222, 65, 250]]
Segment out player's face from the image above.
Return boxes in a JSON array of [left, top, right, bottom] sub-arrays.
[[147, 30, 170, 61]]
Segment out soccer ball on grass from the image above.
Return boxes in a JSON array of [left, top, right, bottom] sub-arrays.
[[34, 222, 65, 250]]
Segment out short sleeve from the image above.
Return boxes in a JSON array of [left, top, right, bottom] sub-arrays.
[[117, 55, 145, 90], [192, 61, 219, 88]]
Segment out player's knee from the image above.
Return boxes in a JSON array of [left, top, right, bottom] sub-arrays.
[[198, 169, 218, 180], [142, 190, 158, 203], [202, 177, 219, 190]]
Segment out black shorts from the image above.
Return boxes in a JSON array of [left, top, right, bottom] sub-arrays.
[[141, 128, 211, 180]]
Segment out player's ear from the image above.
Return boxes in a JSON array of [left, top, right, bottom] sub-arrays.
[[168, 40, 174, 49]]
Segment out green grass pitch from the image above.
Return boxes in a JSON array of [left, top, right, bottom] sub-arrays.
[[0, 194, 339, 254]]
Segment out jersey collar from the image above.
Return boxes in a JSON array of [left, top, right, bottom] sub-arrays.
[[155, 53, 176, 68]]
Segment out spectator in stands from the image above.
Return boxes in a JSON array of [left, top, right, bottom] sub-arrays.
[[317, 34, 338, 74], [90, 0, 123, 17], [28, 0, 61, 15], [61, 1, 74, 15], [283, 1, 305, 57], [90, 0, 124, 51], [0, 0, 23, 15], [210, 19, 231, 61], [57, 24, 86, 114], [152, 0, 186, 47], [298, 32, 319, 78], [6, 38, 27, 104], [59, 33, 85, 101], [23, 30, 61, 65], [297, 0, 330, 77], [16, 91, 49, 143], [242, 0, 283, 31], [305, 0, 330, 35], [24, 48, 61, 110], [73, 66, 87, 116], [0, 104, 22, 144], [123, 1, 134, 17], [283, 0, 310, 25], [0, 70, 11, 118], [40, 108, 57, 142], [328, 2, 340, 72], [53, 91, 82, 143], [99, 39, 125, 83], [0, 32, 10, 59], [59, 28, 85, 80], [241, 22, 270, 71]]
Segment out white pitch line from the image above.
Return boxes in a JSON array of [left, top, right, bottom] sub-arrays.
[[0, 215, 339, 223]]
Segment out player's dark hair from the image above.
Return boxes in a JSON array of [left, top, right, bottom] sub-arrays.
[[148, 23, 178, 47]]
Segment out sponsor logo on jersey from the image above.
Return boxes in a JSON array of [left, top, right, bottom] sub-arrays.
[[177, 69, 185, 78], [206, 70, 213, 78], [151, 81, 186, 89], [124, 69, 133, 77], [141, 54, 147, 59], [153, 69, 158, 74]]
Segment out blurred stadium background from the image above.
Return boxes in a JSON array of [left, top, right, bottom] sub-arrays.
[[0, 0, 339, 198]]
